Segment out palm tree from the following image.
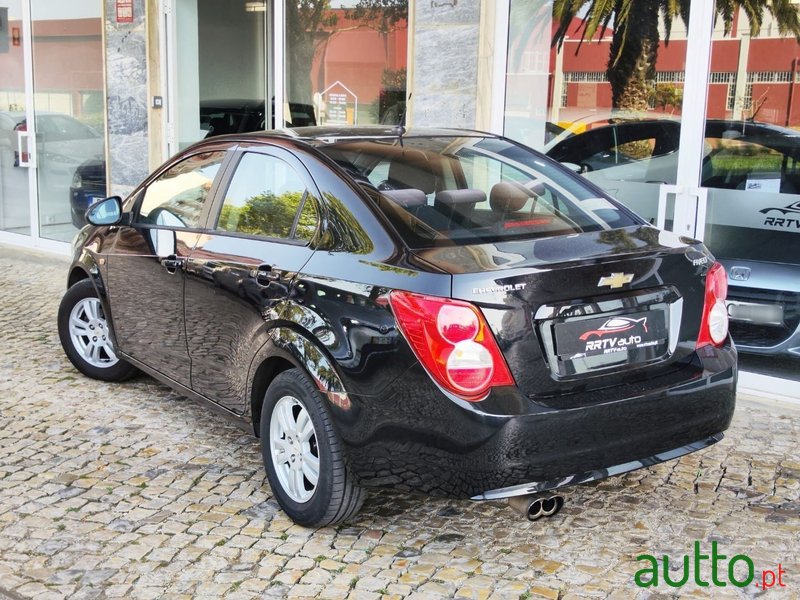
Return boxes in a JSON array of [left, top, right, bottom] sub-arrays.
[[552, 0, 800, 112]]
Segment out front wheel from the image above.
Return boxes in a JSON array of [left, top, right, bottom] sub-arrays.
[[260, 368, 364, 527], [57, 279, 138, 381]]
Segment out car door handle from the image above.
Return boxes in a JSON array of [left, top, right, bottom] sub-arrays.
[[161, 255, 184, 274], [251, 264, 278, 286]]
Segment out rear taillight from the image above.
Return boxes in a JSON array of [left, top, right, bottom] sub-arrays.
[[696, 262, 729, 349], [389, 291, 514, 401]]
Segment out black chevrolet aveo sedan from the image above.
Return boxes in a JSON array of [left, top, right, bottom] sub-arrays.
[[58, 126, 737, 526]]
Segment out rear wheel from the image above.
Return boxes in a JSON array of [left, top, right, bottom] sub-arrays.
[[260, 368, 364, 527], [57, 279, 137, 381]]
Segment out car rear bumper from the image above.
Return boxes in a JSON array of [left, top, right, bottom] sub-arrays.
[[338, 344, 737, 498], [470, 432, 723, 500]]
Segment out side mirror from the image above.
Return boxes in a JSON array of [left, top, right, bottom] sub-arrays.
[[85, 196, 123, 226]]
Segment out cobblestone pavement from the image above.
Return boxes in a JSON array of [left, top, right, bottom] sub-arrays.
[[0, 243, 798, 600]]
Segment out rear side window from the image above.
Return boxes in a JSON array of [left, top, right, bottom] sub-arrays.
[[136, 151, 226, 228], [320, 136, 639, 249], [216, 152, 316, 241]]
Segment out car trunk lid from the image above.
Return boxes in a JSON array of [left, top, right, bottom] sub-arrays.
[[412, 226, 711, 402]]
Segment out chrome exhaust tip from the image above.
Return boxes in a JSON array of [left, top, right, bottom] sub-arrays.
[[508, 493, 564, 521]]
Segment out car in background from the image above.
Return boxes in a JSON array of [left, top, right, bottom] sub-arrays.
[[200, 99, 317, 137], [70, 158, 107, 228], [0, 111, 26, 166], [1, 111, 103, 168], [546, 119, 800, 359], [7, 112, 103, 168], [59, 126, 736, 526]]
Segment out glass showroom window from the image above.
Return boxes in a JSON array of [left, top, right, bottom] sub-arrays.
[[701, 13, 800, 381], [30, 0, 106, 243], [173, 0, 268, 151], [0, 0, 31, 239], [284, 1, 408, 128], [503, 1, 688, 225]]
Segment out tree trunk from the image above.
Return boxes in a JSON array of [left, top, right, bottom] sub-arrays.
[[607, 0, 660, 112], [285, 3, 325, 105]]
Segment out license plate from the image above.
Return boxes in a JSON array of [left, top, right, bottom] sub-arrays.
[[88, 195, 104, 206], [555, 310, 667, 358], [726, 300, 783, 326]]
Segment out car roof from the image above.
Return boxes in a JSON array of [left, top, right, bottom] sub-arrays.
[[551, 117, 800, 140], [705, 119, 800, 139], [545, 117, 800, 158], [284, 125, 494, 144], [194, 125, 496, 148]]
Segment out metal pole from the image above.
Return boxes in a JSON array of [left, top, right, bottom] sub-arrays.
[[672, 0, 715, 239], [787, 57, 797, 127]]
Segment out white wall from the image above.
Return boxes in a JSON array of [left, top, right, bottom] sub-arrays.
[[198, 0, 265, 102]]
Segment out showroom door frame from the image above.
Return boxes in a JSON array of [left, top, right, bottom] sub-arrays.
[[669, 0, 714, 242], [161, 0, 276, 159], [0, 0, 70, 255]]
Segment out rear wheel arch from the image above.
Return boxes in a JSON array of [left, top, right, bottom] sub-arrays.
[[259, 367, 365, 526], [248, 326, 349, 437], [250, 355, 295, 437]]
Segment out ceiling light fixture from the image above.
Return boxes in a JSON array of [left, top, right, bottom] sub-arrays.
[[245, 1, 265, 12]]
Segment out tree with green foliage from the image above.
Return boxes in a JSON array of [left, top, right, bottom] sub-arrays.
[[219, 192, 304, 238], [285, 0, 408, 105], [650, 83, 683, 112], [552, 0, 800, 113]]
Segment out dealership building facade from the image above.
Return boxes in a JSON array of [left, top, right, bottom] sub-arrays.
[[1, 0, 798, 393]]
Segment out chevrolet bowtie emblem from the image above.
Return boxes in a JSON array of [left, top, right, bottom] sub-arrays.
[[598, 272, 634, 289]]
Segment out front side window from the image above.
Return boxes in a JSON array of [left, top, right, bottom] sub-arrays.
[[137, 151, 226, 228], [217, 152, 313, 240]]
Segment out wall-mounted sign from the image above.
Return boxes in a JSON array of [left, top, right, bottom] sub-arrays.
[[320, 81, 358, 126], [116, 0, 133, 24], [328, 93, 348, 124]]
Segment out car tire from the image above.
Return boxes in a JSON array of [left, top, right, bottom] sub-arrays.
[[57, 279, 138, 382], [260, 368, 364, 527]]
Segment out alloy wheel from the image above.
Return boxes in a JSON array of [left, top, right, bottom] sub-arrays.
[[269, 395, 320, 503], [68, 297, 119, 368]]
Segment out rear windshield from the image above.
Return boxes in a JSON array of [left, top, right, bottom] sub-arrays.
[[318, 136, 640, 248]]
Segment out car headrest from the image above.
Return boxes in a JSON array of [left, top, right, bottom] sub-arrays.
[[489, 182, 530, 212], [435, 189, 486, 206], [381, 189, 428, 208], [388, 150, 438, 194]]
